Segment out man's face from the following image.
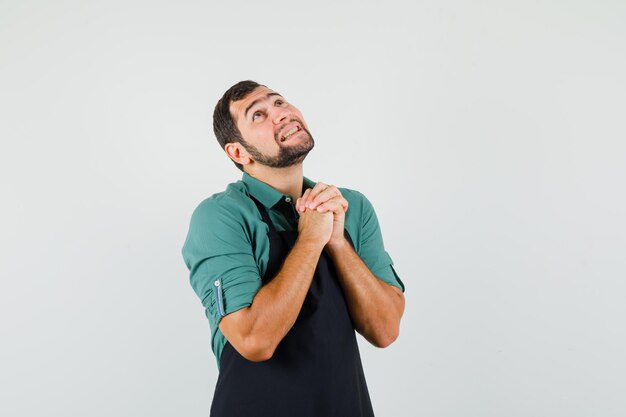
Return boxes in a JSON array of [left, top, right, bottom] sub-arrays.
[[229, 86, 314, 168]]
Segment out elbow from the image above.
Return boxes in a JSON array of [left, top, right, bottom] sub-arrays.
[[219, 309, 277, 362], [368, 284, 405, 348], [241, 348, 274, 362], [367, 319, 400, 348], [373, 329, 399, 349], [239, 335, 276, 362]]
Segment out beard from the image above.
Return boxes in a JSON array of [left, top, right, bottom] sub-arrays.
[[241, 124, 315, 168]]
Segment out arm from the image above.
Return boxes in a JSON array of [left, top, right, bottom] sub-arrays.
[[218, 207, 333, 362], [297, 183, 406, 348], [325, 239, 405, 348], [218, 238, 322, 361]]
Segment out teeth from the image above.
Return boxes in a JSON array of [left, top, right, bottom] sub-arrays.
[[282, 126, 299, 141]]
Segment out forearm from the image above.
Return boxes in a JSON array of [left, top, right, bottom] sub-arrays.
[[325, 238, 405, 347], [227, 237, 324, 358]]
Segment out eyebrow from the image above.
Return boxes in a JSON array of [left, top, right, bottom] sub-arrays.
[[244, 92, 282, 119]]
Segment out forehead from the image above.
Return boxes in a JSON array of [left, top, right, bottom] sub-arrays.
[[229, 86, 279, 121]]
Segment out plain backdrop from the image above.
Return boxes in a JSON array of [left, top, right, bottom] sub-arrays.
[[1, 1, 625, 416]]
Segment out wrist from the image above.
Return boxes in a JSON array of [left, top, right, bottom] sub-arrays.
[[295, 235, 326, 252], [325, 236, 349, 254]]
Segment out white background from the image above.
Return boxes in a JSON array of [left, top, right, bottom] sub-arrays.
[[1, 1, 625, 416]]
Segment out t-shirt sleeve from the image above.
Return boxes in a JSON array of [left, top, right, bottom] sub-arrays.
[[356, 191, 406, 293], [181, 198, 262, 325]]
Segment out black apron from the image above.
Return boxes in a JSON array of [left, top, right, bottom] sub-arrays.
[[210, 195, 375, 417]]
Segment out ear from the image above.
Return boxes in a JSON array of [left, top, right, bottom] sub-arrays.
[[225, 142, 252, 166]]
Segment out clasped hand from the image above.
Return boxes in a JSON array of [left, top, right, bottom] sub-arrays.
[[296, 182, 348, 248]]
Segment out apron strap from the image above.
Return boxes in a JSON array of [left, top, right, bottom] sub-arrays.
[[249, 194, 278, 235]]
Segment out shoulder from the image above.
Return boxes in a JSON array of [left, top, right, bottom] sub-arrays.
[[338, 187, 375, 219], [183, 181, 262, 255], [188, 181, 258, 228]]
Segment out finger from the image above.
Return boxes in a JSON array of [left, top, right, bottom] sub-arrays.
[[316, 196, 346, 214], [308, 186, 340, 209], [296, 190, 305, 212], [316, 202, 344, 215], [307, 185, 340, 209], [305, 182, 330, 207], [298, 189, 312, 212]]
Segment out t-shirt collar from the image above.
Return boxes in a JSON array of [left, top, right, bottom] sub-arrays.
[[242, 171, 317, 209]]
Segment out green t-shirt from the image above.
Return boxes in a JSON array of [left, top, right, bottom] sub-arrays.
[[182, 172, 405, 368]]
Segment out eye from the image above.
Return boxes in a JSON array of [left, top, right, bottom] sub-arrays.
[[275, 99, 286, 106], [252, 110, 264, 121]]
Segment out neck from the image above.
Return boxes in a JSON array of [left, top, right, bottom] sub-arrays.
[[245, 163, 305, 202]]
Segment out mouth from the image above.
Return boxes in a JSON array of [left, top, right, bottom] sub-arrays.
[[279, 124, 303, 142]]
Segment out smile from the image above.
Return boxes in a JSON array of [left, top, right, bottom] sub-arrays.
[[281, 125, 301, 142]]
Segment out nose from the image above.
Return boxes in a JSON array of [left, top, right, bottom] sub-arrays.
[[272, 107, 292, 125]]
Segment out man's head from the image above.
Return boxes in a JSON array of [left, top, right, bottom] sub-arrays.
[[213, 80, 314, 172]]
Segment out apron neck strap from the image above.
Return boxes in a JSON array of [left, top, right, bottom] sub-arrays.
[[249, 194, 278, 234]]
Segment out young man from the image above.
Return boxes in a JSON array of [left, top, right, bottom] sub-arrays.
[[182, 80, 405, 417]]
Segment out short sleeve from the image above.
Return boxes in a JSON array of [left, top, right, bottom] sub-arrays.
[[182, 198, 262, 325], [356, 192, 405, 293]]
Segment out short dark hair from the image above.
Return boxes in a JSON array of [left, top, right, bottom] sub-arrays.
[[213, 80, 264, 172]]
